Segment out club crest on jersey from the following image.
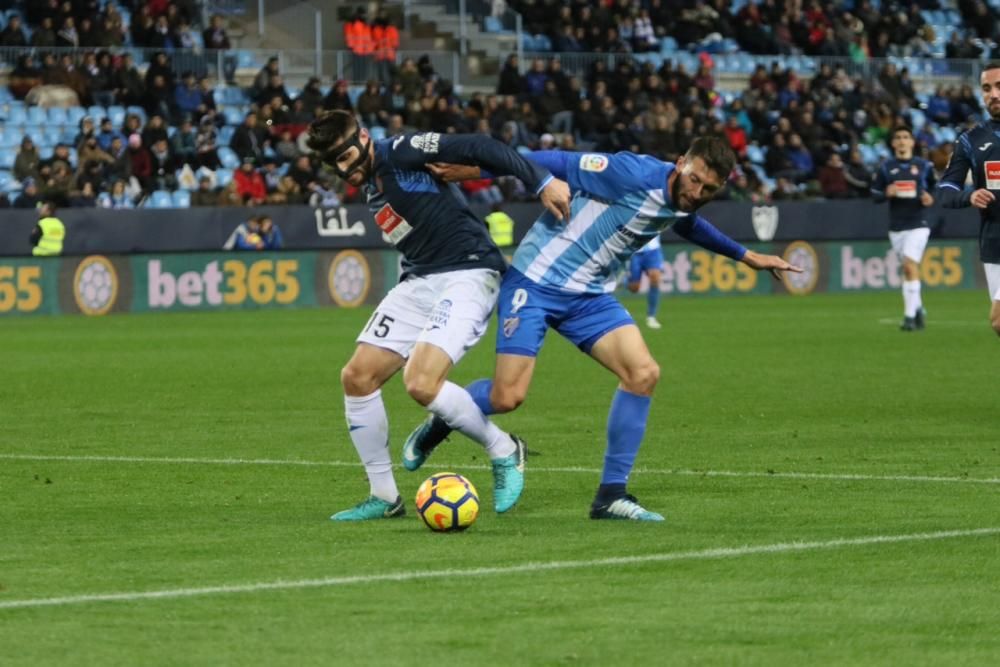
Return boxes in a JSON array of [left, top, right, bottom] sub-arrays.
[[580, 154, 608, 172], [503, 316, 520, 338], [410, 132, 440, 154], [910, 164, 919, 175]]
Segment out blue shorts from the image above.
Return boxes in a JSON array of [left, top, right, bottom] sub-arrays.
[[495, 268, 634, 357], [628, 248, 664, 283]]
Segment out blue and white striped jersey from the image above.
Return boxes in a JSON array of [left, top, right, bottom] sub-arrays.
[[512, 151, 685, 294]]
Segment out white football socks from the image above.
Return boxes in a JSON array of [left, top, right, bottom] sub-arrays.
[[344, 390, 399, 502], [427, 381, 515, 459], [903, 280, 921, 318]]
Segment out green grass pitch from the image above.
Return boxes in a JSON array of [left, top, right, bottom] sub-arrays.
[[2, 289, 999, 665]]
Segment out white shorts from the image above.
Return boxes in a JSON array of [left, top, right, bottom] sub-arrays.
[[985, 263, 1000, 302], [357, 268, 501, 363], [889, 227, 931, 263]]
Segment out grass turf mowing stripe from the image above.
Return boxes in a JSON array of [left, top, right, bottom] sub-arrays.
[[2, 453, 999, 486], [1, 528, 997, 611]]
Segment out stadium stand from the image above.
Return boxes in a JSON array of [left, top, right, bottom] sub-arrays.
[[0, 0, 997, 208]]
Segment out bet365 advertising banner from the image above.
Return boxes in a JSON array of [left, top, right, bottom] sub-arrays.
[[0, 250, 397, 316], [0, 241, 987, 317]]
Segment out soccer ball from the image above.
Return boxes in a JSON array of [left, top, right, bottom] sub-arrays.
[[415, 472, 480, 532]]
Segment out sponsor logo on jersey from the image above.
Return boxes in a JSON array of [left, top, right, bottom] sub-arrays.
[[410, 132, 441, 154], [427, 298, 452, 330], [910, 164, 919, 175], [374, 202, 414, 245], [979, 142, 993, 151], [580, 154, 608, 172], [392, 136, 405, 149], [751, 205, 779, 241], [895, 180, 917, 199], [985, 161, 1000, 190]]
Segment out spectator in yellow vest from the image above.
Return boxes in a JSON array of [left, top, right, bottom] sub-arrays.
[[484, 203, 514, 249], [30, 201, 66, 256]]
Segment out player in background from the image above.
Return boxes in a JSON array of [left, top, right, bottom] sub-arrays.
[[402, 138, 801, 521], [871, 126, 936, 331], [938, 62, 1000, 337], [306, 111, 570, 521], [626, 236, 665, 329]]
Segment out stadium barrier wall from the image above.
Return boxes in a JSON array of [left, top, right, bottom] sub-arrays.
[[0, 250, 397, 316], [0, 240, 985, 317], [0, 201, 984, 257]]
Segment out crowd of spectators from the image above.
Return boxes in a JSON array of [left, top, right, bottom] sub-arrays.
[[503, 0, 1000, 59], [0, 0, 996, 209]]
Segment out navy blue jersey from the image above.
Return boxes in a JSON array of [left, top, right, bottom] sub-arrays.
[[870, 156, 936, 231], [366, 132, 553, 279], [937, 119, 1000, 263]]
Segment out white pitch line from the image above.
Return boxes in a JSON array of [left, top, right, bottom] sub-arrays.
[[1, 527, 997, 611], [2, 453, 999, 486]]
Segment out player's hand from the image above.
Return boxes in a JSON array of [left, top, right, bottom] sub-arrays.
[[741, 250, 804, 281], [920, 191, 934, 207], [540, 178, 571, 221], [970, 188, 995, 209], [427, 162, 481, 182], [885, 184, 898, 197]]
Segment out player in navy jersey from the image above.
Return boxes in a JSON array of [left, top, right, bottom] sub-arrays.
[[938, 62, 1000, 337], [626, 236, 665, 329], [306, 111, 570, 521], [402, 137, 801, 521], [871, 126, 937, 331]]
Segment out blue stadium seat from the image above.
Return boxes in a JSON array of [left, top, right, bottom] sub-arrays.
[[43, 126, 63, 147], [66, 106, 87, 126], [369, 125, 387, 141], [746, 144, 765, 164], [126, 105, 147, 123], [215, 168, 233, 188], [217, 146, 240, 169], [218, 125, 235, 145], [0, 149, 15, 169], [108, 105, 126, 127], [660, 36, 678, 53], [148, 190, 174, 208], [24, 126, 45, 147], [938, 126, 957, 143], [4, 106, 26, 124], [172, 190, 191, 208], [484, 16, 502, 33], [222, 106, 245, 126], [88, 105, 106, 121], [0, 87, 12, 103], [0, 132, 19, 148], [46, 107, 68, 124], [27, 106, 47, 124], [0, 169, 11, 190]]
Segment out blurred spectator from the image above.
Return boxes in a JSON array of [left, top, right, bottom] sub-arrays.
[[323, 79, 354, 112], [114, 53, 145, 106], [191, 176, 218, 206], [70, 182, 98, 208], [97, 179, 135, 208], [31, 17, 56, 47], [171, 117, 198, 165], [258, 215, 284, 250], [74, 116, 97, 149], [97, 117, 125, 152], [227, 215, 265, 250], [297, 77, 325, 113], [817, 152, 851, 198], [56, 16, 79, 47], [230, 112, 267, 163], [175, 71, 202, 119], [274, 129, 300, 163], [195, 116, 220, 168], [0, 15, 28, 47], [356, 80, 384, 128], [14, 137, 40, 183], [148, 139, 177, 190], [372, 12, 400, 82], [14, 179, 42, 209], [141, 115, 170, 148], [498, 55, 523, 96], [203, 14, 231, 49], [128, 134, 152, 191], [252, 57, 280, 101]]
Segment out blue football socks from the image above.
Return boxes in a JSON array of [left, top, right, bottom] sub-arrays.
[[601, 389, 652, 486], [647, 283, 660, 317]]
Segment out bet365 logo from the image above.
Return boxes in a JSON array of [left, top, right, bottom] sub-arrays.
[[147, 259, 300, 308]]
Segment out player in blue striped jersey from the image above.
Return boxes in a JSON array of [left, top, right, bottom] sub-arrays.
[[402, 137, 801, 521], [626, 236, 666, 329]]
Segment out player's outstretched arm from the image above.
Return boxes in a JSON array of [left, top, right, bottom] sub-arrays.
[[740, 250, 804, 280]]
